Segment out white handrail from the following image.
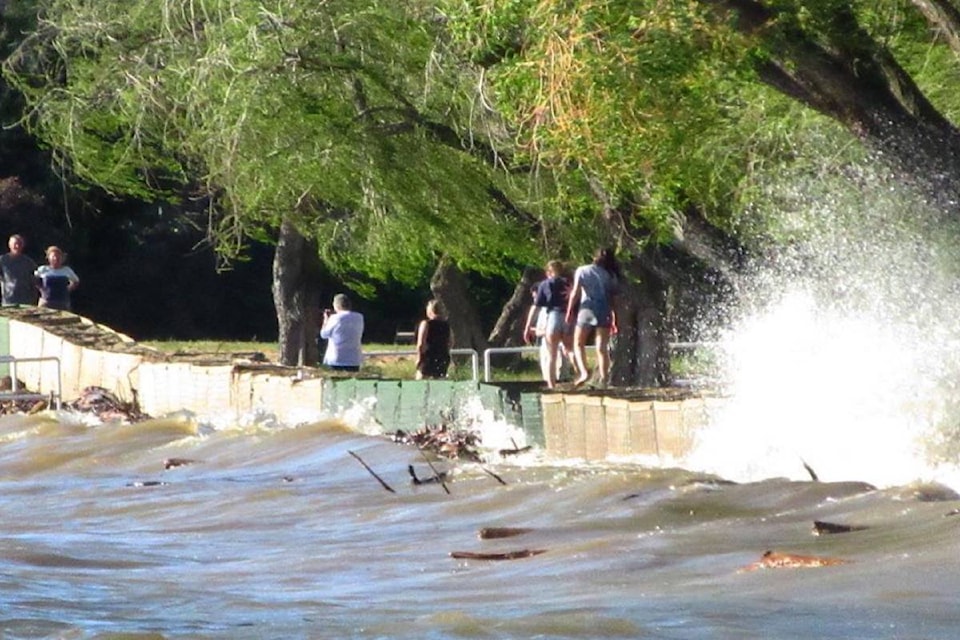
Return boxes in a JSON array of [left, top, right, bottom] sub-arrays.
[[0, 355, 62, 409], [482, 345, 540, 383]]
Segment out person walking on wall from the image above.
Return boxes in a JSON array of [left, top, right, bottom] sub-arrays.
[[565, 247, 621, 388], [524, 260, 578, 389], [35, 245, 79, 311], [415, 299, 453, 380], [319, 293, 364, 372], [0, 234, 38, 306]]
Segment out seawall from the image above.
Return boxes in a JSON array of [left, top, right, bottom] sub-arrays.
[[0, 308, 715, 462]]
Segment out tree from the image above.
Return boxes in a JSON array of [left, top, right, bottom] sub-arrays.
[[439, 0, 960, 384], [4, 0, 543, 364]]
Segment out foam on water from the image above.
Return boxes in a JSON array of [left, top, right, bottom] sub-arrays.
[[685, 161, 960, 489]]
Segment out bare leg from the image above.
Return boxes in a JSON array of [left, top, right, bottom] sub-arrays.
[[561, 332, 579, 380], [572, 325, 591, 386], [594, 327, 611, 386], [544, 332, 561, 388]]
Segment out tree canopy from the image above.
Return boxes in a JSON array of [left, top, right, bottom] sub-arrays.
[[8, 0, 960, 380], [4, 0, 555, 286]]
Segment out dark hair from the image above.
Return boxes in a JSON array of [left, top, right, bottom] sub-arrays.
[[592, 247, 621, 279]]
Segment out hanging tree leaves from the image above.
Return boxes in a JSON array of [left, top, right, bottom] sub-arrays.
[[4, 0, 544, 282]]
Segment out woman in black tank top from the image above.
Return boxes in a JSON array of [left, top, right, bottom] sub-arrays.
[[415, 299, 453, 379]]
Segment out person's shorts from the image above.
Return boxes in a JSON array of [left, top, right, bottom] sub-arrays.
[[326, 364, 360, 372], [543, 308, 568, 335], [577, 304, 612, 329]]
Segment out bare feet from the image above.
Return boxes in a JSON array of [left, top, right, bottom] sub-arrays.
[[573, 373, 590, 388]]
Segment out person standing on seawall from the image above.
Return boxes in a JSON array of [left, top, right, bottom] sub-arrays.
[[415, 299, 453, 380], [524, 260, 578, 389], [319, 293, 364, 372], [0, 234, 38, 306], [34, 245, 79, 311], [565, 247, 621, 388]]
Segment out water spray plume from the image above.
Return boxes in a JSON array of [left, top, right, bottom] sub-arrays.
[[686, 158, 960, 489]]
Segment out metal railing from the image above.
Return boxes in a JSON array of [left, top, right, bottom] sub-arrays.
[[482, 345, 540, 383], [366, 341, 719, 385], [480, 341, 719, 383], [0, 355, 62, 409]]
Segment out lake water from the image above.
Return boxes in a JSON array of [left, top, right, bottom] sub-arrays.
[[1, 395, 959, 640]]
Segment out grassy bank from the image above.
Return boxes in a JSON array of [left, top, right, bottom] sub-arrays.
[[142, 340, 544, 382]]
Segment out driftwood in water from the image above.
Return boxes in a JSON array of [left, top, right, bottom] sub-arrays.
[[812, 520, 868, 535], [164, 457, 200, 470], [416, 447, 452, 495], [478, 527, 534, 540], [392, 424, 482, 462], [739, 550, 849, 572], [499, 438, 532, 457], [450, 549, 547, 561], [481, 466, 507, 485], [69, 386, 150, 423], [408, 464, 448, 487], [801, 458, 819, 481], [348, 450, 396, 494]]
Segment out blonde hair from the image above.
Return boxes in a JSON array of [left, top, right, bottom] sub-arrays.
[[45, 246, 63, 258], [426, 299, 445, 318]]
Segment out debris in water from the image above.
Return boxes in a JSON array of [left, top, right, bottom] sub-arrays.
[[408, 464, 448, 486], [812, 520, 868, 535], [478, 527, 534, 540], [163, 458, 200, 470], [68, 386, 150, 423], [348, 450, 396, 494], [739, 550, 849, 572], [391, 423, 482, 462], [450, 549, 546, 561]]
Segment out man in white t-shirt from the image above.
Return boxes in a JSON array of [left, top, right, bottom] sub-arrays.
[[319, 293, 364, 372]]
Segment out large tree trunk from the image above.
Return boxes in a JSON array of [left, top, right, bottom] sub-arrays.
[[487, 266, 542, 347], [611, 270, 670, 388], [429, 257, 487, 353], [272, 219, 323, 366]]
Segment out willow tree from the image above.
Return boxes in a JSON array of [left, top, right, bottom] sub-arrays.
[[4, 0, 543, 364], [439, 0, 960, 384]]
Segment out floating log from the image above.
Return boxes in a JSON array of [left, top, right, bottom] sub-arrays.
[[499, 446, 532, 456], [478, 527, 534, 540], [499, 438, 532, 457], [163, 457, 200, 470], [739, 550, 849, 572], [450, 549, 547, 561], [812, 520, 868, 535]]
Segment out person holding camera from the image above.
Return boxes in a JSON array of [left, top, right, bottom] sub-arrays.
[[318, 293, 364, 372]]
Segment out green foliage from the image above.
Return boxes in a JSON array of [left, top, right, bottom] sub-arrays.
[[8, 0, 960, 283], [4, 0, 543, 282], [440, 0, 771, 241], [438, 0, 960, 251]]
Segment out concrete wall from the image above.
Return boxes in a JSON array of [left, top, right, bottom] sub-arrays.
[[1, 311, 714, 462], [4, 312, 325, 424]]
